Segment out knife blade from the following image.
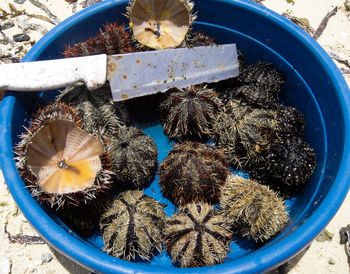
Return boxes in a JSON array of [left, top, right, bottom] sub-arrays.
[[0, 44, 238, 101]]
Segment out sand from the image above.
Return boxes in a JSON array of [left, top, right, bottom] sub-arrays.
[[0, 0, 350, 273]]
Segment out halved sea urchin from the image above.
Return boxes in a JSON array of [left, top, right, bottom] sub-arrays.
[[164, 202, 233, 268], [127, 0, 196, 49], [160, 85, 222, 140], [159, 142, 229, 206], [220, 175, 289, 242], [15, 102, 114, 209], [100, 190, 166, 261], [108, 126, 158, 189]]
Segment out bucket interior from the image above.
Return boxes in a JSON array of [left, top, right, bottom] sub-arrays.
[[4, 0, 346, 270]]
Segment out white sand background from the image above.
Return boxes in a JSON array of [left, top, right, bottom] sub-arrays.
[[0, 0, 349, 273]]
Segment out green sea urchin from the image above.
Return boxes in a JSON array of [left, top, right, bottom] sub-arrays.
[[100, 190, 166, 261], [164, 202, 232, 268], [220, 175, 289, 242], [108, 126, 158, 189], [159, 142, 229, 206]]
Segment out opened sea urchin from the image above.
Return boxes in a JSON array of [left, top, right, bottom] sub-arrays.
[[108, 126, 158, 189], [220, 175, 289, 242], [100, 190, 166, 261], [159, 142, 229, 206], [160, 85, 222, 140], [15, 102, 114, 209], [127, 0, 195, 49], [164, 202, 233, 268]]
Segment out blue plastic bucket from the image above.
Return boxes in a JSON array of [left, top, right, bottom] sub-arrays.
[[1, 0, 350, 273]]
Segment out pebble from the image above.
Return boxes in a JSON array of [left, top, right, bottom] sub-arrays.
[[0, 257, 11, 274], [16, 16, 30, 31], [345, 0, 350, 11], [1, 20, 15, 30], [328, 258, 336, 265], [13, 33, 31, 42], [14, 0, 27, 4], [40, 253, 53, 264]]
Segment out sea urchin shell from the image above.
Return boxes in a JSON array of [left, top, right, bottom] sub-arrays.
[[220, 175, 289, 242], [100, 190, 166, 261], [127, 0, 195, 49], [159, 142, 229, 206], [164, 202, 232, 268]]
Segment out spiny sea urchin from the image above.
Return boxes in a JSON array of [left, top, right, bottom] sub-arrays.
[[185, 31, 216, 47], [57, 84, 128, 137], [64, 22, 134, 58], [159, 142, 229, 206], [160, 85, 222, 140], [127, 0, 196, 49], [14, 102, 114, 209], [100, 190, 166, 261], [164, 202, 233, 268], [252, 137, 316, 189], [220, 175, 289, 242], [212, 100, 279, 167], [275, 106, 305, 137], [237, 62, 284, 94], [108, 126, 158, 189]]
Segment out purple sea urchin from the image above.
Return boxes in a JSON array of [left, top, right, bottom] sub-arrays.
[[164, 202, 232, 268], [14, 102, 114, 209], [100, 190, 166, 261], [159, 142, 229, 206], [212, 100, 279, 167], [108, 126, 158, 189], [160, 85, 222, 140], [64, 22, 134, 58], [220, 175, 289, 242], [127, 0, 196, 49]]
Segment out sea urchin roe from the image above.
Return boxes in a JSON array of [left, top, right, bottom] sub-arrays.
[[160, 85, 222, 140], [159, 142, 229, 206], [220, 175, 289, 242], [164, 202, 232, 268], [127, 0, 195, 49], [100, 190, 166, 261]]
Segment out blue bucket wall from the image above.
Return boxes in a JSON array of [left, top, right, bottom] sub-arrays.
[[0, 0, 350, 273]]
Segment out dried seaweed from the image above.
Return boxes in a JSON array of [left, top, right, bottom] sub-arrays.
[[328, 51, 350, 69], [4, 223, 45, 245], [282, 12, 314, 35], [313, 7, 338, 40], [28, 0, 60, 25]]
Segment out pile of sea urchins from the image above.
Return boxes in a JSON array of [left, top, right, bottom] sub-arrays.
[[14, 0, 316, 269]]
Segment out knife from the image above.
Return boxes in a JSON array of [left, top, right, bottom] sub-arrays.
[[0, 44, 238, 101]]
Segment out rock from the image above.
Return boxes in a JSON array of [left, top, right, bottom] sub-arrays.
[[1, 20, 15, 30], [345, 0, 350, 11], [13, 33, 30, 42], [14, 0, 27, 4], [316, 229, 334, 242], [40, 253, 53, 264], [0, 257, 11, 274], [16, 16, 30, 31]]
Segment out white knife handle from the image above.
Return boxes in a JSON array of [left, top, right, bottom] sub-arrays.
[[0, 54, 107, 91]]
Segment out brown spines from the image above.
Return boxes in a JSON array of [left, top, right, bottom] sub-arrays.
[[64, 23, 134, 58], [164, 202, 232, 267], [160, 85, 223, 140], [159, 142, 229, 206]]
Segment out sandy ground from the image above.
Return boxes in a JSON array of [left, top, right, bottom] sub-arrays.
[[0, 0, 350, 273]]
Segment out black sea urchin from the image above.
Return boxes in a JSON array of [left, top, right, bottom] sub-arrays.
[[164, 202, 232, 268], [220, 175, 289, 242], [64, 22, 134, 58], [160, 85, 222, 140], [159, 142, 229, 206], [275, 106, 305, 138], [185, 31, 216, 47], [14, 102, 114, 209], [100, 190, 166, 261], [212, 100, 279, 167], [252, 137, 316, 189], [57, 84, 128, 137], [108, 126, 158, 189]]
